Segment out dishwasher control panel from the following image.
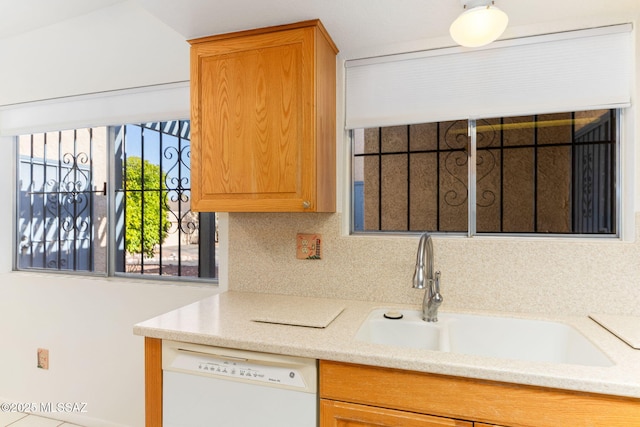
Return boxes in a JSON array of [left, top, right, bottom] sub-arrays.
[[168, 350, 307, 389]]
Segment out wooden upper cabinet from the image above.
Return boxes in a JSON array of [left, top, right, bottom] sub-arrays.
[[189, 20, 338, 212]]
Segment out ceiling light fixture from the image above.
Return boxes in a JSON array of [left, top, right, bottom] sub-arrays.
[[449, 0, 509, 48]]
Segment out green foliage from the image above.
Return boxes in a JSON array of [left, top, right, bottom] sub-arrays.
[[124, 157, 170, 258]]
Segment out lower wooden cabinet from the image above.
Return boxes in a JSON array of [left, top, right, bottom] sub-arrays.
[[321, 400, 472, 427], [319, 360, 640, 427]]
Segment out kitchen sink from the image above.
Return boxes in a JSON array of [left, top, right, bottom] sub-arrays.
[[355, 309, 442, 350], [356, 309, 613, 367]]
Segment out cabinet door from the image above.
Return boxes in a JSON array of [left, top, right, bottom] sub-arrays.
[[321, 399, 472, 427], [191, 26, 317, 212]]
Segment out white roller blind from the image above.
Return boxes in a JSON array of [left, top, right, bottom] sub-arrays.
[[0, 82, 190, 136], [345, 24, 633, 129]]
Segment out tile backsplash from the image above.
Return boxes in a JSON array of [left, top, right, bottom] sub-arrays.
[[228, 212, 640, 316]]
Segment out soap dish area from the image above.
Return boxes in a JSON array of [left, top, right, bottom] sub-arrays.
[[590, 314, 640, 350]]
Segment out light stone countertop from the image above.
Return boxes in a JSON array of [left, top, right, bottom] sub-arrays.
[[133, 291, 640, 399], [590, 313, 640, 350]]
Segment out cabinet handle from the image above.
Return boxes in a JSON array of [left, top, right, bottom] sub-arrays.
[[302, 201, 311, 209]]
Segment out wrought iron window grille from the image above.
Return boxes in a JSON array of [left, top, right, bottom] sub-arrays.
[[352, 110, 618, 236], [16, 121, 218, 280]]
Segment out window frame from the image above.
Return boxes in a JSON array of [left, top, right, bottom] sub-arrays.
[[14, 120, 219, 284], [349, 109, 622, 239]]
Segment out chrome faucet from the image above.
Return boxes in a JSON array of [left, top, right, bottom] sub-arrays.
[[412, 233, 443, 322]]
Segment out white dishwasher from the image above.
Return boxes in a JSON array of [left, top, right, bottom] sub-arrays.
[[162, 340, 318, 427]]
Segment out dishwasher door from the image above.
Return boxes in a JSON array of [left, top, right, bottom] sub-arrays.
[[162, 340, 318, 427]]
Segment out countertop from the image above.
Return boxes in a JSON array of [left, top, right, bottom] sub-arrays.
[[134, 291, 640, 399]]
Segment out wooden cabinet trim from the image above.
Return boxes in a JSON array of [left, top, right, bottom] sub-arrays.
[[144, 337, 162, 427], [189, 19, 339, 54], [320, 360, 640, 427]]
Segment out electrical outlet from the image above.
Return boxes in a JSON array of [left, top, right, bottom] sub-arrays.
[[37, 348, 49, 370], [296, 233, 322, 259]]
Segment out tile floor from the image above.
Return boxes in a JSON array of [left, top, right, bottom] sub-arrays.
[[0, 412, 82, 427]]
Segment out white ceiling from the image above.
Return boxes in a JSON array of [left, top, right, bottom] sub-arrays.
[[131, 0, 640, 58], [1, 0, 639, 59], [0, 0, 123, 39]]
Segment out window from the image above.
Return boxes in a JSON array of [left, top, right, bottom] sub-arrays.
[[346, 26, 630, 238], [16, 120, 218, 280], [352, 109, 618, 236]]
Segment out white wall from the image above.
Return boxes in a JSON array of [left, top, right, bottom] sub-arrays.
[[0, 0, 189, 106], [0, 4, 217, 426], [0, 274, 217, 427]]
